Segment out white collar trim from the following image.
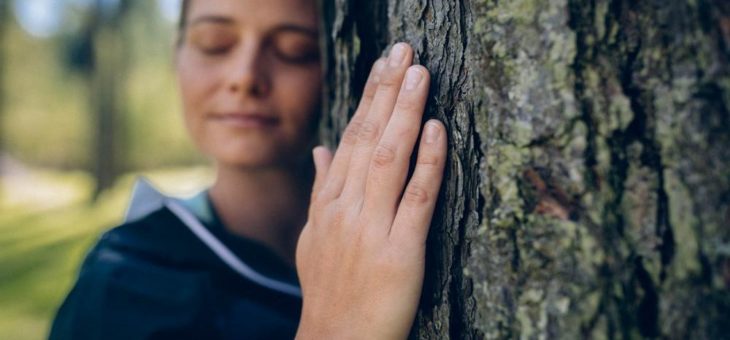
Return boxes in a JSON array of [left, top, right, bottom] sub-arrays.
[[124, 178, 302, 298]]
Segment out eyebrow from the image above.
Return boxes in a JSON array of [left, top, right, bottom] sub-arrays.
[[188, 15, 318, 38]]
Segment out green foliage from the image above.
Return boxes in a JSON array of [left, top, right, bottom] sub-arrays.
[[2, 2, 204, 172], [3, 23, 90, 169]]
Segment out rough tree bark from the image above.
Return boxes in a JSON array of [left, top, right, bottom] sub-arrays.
[[321, 0, 730, 338]]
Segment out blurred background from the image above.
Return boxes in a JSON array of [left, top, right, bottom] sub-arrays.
[[0, 0, 214, 338]]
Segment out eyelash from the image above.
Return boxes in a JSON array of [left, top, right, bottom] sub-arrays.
[[200, 46, 232, 56], [197, 43, 319, 65], [275, 49, 320, 64]]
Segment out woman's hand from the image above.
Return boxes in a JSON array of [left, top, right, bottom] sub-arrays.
[[295, 43, 447, 339]]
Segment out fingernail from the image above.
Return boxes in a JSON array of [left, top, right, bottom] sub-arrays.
[[405, 67, 423, 90], [424, 121, 440, 144], [388, 43, 407, 67]]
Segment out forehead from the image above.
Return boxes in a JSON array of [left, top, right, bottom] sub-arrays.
[[187, 0, 318, 28]]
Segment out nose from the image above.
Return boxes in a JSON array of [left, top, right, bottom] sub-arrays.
[[226, 40, 270, 98]]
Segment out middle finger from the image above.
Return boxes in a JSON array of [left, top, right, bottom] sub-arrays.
[[339, 42, 414, 202]]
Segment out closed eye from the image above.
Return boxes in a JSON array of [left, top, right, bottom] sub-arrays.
[[271, 33, 320, 64], [187, 25, 238, 56]]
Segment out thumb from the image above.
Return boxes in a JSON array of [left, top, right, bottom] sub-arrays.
[[311, 146, 333, 195]]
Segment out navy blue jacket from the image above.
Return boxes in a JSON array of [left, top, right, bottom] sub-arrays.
[[50, 181, 301, 340]]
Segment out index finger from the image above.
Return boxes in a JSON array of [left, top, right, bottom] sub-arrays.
[[318, 58, 387, 200]]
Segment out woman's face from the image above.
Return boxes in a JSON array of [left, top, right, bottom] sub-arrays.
[[176, 0, 321, 169]]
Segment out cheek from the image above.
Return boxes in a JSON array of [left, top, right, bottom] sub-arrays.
[[274, 67, 322, 125], [177, 55, 219, 117], [178, 61, 209, 110], [176, 53, 220, 151]]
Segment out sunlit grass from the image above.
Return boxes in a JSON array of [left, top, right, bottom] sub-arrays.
[[0, 165, 213, 340]]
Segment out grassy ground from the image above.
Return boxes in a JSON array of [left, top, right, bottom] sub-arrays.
[[0, 166, 212, 340]]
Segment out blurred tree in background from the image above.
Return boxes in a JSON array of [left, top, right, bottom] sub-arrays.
[[1, 0, 204, 200], [80, 0, 131, 198]]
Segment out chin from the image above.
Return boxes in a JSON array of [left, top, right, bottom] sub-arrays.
[[215, 146, 309, 171], [200, 132, 314, 171], [215, 151, 280, 169]]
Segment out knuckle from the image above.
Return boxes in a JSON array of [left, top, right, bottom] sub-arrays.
[[325, 202, 347, 227], [362, 86, 376, 100], [403, 183, 430, 205], [361, 81, 378, 101], [395, 95, 419, 112], [342, 120, 362, 145], [372, 144, 397, 168], [327, 199, 360, 225], [417, 152, 441, 166], [357, 121, 379, 143], [377, 73, 400, 89], [311, 185, 332, 206]]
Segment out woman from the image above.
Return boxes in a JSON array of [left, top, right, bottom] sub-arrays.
[[50, 0, 447, 338]]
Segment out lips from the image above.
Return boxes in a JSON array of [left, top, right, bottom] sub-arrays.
[[210, 112, 280, 128]]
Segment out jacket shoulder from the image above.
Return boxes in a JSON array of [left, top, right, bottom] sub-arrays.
[[49, 208, 218, 340]]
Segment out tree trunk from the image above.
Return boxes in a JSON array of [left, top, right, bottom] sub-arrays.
[[89, 1, 130, 199], [321, 0, 730, 338]]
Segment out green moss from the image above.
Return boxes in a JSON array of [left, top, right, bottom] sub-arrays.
[[483, 0, 540, 26], [594, 1, 609, 41], [608, 88, 634, 132], [489, 144, 529, 226], [515, 289, 545, 338]]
